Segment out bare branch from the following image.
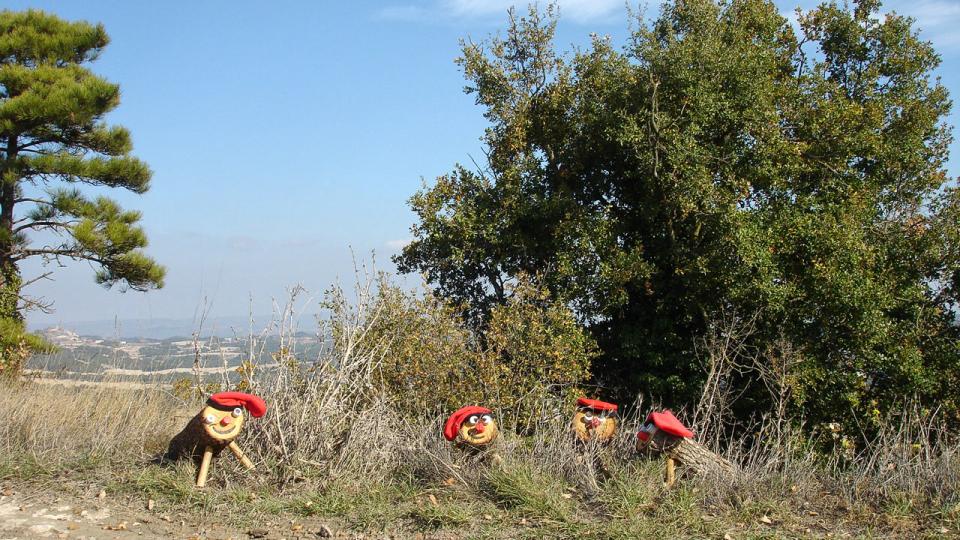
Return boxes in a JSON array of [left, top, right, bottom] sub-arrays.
[[13, 220, 76, 234]]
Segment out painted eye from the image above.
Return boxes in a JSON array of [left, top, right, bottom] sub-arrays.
[[583, 412, 594, 421], [467, 415, 479, 425], [204, 414, 217, 425], [481, 414, 492, 424], [232, 407, 243, 418]]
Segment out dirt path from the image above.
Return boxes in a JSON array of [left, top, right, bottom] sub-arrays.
[[0, 484, 340, 540]]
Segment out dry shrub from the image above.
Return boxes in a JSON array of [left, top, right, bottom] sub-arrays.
[[836, 405, 960, 509], [359, 274, 595, 429], [236, 278, 406, 488], [688, 309, 960, 515]]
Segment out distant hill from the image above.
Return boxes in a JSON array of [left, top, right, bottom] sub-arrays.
[[28, 314, 321, 340]]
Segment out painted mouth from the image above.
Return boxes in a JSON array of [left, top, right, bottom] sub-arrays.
[[210, 424, 239, 436]]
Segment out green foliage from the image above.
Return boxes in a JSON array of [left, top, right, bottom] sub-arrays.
[[356, 275, 595, 425], [0, 317, 52, 375], [0, 9, 164, 367], [395, 0, 960, 433]]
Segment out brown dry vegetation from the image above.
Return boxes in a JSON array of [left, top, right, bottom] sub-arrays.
[[2, 275, 959, 538]]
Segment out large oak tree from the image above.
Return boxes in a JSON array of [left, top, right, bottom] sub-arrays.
[[396, 0, 960, 430]]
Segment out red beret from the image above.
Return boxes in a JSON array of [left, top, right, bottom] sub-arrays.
[[644, 410, 693, 438], [576, 397, 618, 412], [208, 392, 267, 418], [443, 405, 492, 441]]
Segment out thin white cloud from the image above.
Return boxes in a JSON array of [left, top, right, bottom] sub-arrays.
[[895, 0, 960, 49], [385, 238, 412, 250], [377, 0, 624, 24], [781, 0, 960, 51]]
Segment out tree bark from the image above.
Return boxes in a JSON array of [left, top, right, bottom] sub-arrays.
[[641, 430, 737, 478], [0, 133, 21, 321]]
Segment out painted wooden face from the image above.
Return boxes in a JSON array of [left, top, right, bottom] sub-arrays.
[[458, 412, 498, 447], [572, 407, 617, 443], [636, 421, 657, 452], [200, 405, 246, 442]]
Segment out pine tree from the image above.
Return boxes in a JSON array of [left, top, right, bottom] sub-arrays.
[[0, 10, 164, 368]]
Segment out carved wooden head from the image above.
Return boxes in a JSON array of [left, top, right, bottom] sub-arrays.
[[444, 406, 498, 447], [199, 392, 267, 443], [572, 397, 618, 443]]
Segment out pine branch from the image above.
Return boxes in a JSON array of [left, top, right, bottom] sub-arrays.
[[14, 247, 91, 262], [13, 219, 77, 233]]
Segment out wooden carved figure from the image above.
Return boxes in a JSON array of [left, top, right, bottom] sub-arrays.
[[444, 406, 498, 449], [572, 397, 618, 444], [636, 410, 736, 487], [166, 391, 267, 487]]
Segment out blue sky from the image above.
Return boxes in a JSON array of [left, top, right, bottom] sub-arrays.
[[9, 0, 960, 330]]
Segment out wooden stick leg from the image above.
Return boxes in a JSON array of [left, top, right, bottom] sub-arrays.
[[228, 441, 254, 470], [196, 446, 213, 488], [665, 456, 676, 488]]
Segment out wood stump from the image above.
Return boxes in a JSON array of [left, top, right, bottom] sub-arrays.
[[638, 429, 737, 487]]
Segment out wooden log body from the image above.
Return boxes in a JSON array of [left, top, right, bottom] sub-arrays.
[[639, 429, 737, 478], [165, 413, 233, 463]]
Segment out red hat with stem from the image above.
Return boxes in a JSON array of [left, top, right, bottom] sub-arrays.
[[576, 397, 618, 412], [207, 392, 267, 418]]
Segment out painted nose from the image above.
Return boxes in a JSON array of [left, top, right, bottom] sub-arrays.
[[590, 418, 601, 429], [220, 416, 233, 427], [474, 422, 486, 434]]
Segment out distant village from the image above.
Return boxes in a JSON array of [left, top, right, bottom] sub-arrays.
[[28, 326, 322, 381]]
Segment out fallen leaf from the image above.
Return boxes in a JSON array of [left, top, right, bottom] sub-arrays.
[[96, 490, 106, 500], [67, 523, 79, 531], [147, 498, 155, 511], [807, 510, 819, 516], [427, 494, 439, 507], [102, 521, 127, 531], [291, 523, 303, 532], [561, 493, 573, 499], [443, 477, 456, 486], [482, 514, 493, 520], [759, 515, 773, 525]]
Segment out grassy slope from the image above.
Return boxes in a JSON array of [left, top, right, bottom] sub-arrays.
[[1, 380, 957, 539]]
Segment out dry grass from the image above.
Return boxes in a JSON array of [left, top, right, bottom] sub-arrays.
[[0, 378, 183, 471]]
